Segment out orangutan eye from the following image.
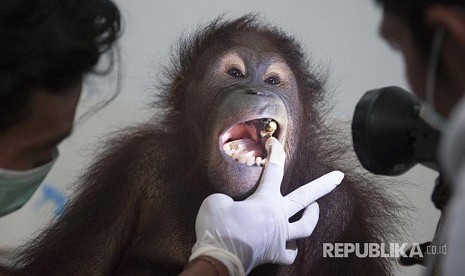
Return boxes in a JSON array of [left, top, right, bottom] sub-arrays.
[[227, 68, 244, 78], [265, 76, 281, 85]]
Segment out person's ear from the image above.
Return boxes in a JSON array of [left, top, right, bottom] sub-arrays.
[[425, 5, 465, 45]]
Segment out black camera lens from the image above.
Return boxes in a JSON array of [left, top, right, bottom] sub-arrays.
[[352, 86, 440, 175]]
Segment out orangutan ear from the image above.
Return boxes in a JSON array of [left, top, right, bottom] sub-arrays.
[[426, 5, 465, 46]]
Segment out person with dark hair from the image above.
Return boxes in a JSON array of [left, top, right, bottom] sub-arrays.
[[0, 0, 121, 217], [375, 0, 465, 274]]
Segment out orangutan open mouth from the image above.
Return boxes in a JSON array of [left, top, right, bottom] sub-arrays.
[[220, 118, 279, 167]]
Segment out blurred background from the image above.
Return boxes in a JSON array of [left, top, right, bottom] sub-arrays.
[[0, 1, 439, 275]]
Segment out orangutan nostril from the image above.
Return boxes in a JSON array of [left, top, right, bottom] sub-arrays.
[[246, 90, 265, 96]]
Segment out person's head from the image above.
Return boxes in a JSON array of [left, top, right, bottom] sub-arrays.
[[376, 0, 465, 117], [0, 0, 121, 170]]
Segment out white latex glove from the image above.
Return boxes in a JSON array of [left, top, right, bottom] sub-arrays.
[[189, 137, 344, 275]]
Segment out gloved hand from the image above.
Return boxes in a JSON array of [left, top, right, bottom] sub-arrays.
[[189, 137, 344, 275]]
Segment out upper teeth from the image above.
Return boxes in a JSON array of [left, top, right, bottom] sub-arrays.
[[260, 120, 277, 138]]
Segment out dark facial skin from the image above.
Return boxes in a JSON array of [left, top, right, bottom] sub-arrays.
[[184, 33, 299, 198], [0, 85, 80, 170]]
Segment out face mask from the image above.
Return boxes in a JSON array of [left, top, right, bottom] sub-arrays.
[[0, 150, 59, 217], [419, 29, 448, 132]]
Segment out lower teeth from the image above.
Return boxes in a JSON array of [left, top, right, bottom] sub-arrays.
[[226, 154, 266, 167]]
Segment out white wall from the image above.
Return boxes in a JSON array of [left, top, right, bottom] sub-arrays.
[[0, 1, 440, 275]]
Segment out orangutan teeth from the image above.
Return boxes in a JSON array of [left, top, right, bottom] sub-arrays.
[[221, 118, 279, 167], [260, 120, 278, 138], [246, 156, 255, 166], [225, 150, 266, 167], [238, 154, 247, 164]]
